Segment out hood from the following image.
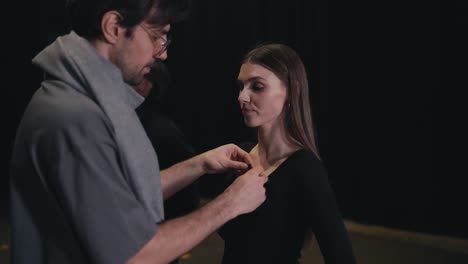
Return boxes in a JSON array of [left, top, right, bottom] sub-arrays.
[[31, 31, 164, 223], [32, 31, 144, 109]]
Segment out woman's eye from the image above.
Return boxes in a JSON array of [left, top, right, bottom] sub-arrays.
[[252, 83, 264, 91]]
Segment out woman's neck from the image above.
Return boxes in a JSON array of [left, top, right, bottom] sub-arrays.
[[252, 122, 300, 174]]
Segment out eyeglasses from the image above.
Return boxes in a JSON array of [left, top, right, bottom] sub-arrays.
[[139, 24, 172, 56]]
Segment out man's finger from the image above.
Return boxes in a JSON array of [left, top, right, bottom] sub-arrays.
[[244, 166, 263, 177], [228, 160, 251, 170], [233, 146, 254, 166]]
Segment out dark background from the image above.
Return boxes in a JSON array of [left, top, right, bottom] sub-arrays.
[[1, 0, 452, 238]]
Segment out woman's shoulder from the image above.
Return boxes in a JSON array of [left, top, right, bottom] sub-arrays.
[[290, 148, 322, 167], [286, 149, 328, 183]]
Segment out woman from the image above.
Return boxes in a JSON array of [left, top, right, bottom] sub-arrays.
[[218, 44, 356, 263]]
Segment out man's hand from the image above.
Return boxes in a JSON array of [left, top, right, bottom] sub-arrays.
[[223, 166, 267, 216], [200, 144, 254, 174]]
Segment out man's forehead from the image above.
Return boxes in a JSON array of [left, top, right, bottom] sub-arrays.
[[143, 23, 171, 33]]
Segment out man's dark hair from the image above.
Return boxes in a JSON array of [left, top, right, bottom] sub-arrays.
[[66, 0, 191, 39]]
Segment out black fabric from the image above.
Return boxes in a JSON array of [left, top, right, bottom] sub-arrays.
[[218, 143, 356, 264], [136, 106, 200, 219]]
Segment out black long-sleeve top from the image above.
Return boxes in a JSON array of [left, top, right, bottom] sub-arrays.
[[218, 143, 356, 264]]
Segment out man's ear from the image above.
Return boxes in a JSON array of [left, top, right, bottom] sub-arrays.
[[101, 11, 125, 44]]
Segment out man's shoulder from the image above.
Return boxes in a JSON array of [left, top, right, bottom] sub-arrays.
[[23, 84, 112, 135]]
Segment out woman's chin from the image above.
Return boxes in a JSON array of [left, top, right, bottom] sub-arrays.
[[244, 120, 259, 128]]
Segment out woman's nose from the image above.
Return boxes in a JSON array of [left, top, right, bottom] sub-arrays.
[[238, 88, 249, 103]]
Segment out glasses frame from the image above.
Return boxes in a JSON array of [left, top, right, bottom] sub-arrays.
[[139, 24, 172, 56]]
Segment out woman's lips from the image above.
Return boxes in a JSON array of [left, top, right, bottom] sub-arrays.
[[241, 108, 255, 115]]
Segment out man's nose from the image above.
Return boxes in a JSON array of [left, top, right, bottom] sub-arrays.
[[155, 49, 168, 61]]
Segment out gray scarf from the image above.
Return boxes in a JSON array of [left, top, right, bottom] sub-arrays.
[[32, 31, 164, 223]]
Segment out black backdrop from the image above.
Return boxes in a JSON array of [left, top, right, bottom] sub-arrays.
[[1, 0, 452, 238]]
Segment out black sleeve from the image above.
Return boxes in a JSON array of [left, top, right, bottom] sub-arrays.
[[141, 112, 196, 169], [300, 153, 357, 264], [141, 112, 200, 218], [37, 107, 157, 263]]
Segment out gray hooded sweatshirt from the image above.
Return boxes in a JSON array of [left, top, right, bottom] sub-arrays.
[[10, 31, 164, 263]]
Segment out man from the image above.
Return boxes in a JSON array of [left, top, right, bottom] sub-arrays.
[[9, 0, 267, 263]]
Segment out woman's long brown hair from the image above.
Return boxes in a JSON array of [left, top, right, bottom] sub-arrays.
[[243, 43, 321, 160]]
